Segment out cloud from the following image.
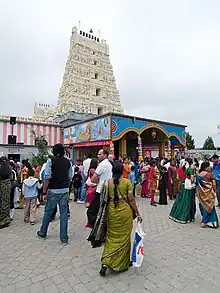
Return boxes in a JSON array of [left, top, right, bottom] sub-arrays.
[[0, 0, 220, 147]]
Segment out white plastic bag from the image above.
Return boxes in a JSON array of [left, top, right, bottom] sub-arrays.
[[131, 223, 145, 267]]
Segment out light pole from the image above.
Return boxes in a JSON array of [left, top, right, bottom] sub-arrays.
[[217, 125, 220, 153]]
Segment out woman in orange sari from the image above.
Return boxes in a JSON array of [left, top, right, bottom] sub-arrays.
[[148, 160, 159, 206], [122, 158, 131, 179]]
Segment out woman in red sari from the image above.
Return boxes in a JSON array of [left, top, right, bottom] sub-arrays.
[[140, 160, 150, 198]]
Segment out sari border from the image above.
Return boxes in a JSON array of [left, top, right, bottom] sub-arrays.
[[169, 215, 192, 224], [101, 237, 130, 261]]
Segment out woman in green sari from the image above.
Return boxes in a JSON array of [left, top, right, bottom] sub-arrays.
[[0, 157, 12, 229], [169, 158, 196, 224], [89, 162, 142, 277]]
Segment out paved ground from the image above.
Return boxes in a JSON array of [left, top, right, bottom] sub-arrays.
[[1, 196, 220, 293]]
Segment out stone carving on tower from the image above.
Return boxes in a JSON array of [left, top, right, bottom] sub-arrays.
[[56, 26, 124, 115]]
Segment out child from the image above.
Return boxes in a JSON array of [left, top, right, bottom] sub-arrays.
[[72, 167, 82, 202], [22, 169, 42, 225], [128, 165, 136, 196]]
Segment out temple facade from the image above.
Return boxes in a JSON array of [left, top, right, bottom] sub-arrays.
[[56, 26, 124, 115], [34, 26, 124, 118]]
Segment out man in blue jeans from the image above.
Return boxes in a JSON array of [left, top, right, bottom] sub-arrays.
[[212, 154, 220, 208], [37, 144, 73, 245]]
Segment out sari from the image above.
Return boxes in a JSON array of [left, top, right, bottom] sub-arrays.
[[87, 182, 108, 248], [168, 166, 179, 199], [102, 178, 133, 271], [197, 171, 218, 228], [19, 167, 29, 209], [169, 167, 196, 224], [88, 178, 133, 271], [86, 168, 97, 206], [0, 179, 12, 229], [140, 164, 150, 198], [158, 167, 168, 205], [123, 163, 131, 179], [177, 167, 186, 197]]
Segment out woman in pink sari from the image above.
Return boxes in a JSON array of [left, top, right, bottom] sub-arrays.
[[86, 159, 98, 228], [140, 160, 150, 198], [86, 159, 98, 207]]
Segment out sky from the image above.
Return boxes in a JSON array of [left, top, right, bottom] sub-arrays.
[[0, 0, 220, 147]]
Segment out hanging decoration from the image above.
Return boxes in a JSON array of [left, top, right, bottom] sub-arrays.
[[137, 135, 143, 161], [152, 130, 157, 139], [167, 140, 171, 159], [109, 141, 115, 159]]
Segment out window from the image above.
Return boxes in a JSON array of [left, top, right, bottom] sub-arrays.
[[92, 50, 95, 55], [95, 73, 98, 79], [94, 60, 97, 65], [98, 107, 104, 115], [96, 88, 101, 96]]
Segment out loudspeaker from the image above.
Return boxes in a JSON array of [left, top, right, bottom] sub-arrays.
[[8, 135, 17, 144], [10, 116, 16, 125]]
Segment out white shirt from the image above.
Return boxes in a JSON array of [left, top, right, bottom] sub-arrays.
[[164, 162, 170, 170], [180, 159, 185, 167], [39, 163, 46, 181], [95, 159, 112, 193], [83, 158, 92, 177]]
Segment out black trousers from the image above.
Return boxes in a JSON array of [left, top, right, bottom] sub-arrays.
[[87, 192, 100, 227]]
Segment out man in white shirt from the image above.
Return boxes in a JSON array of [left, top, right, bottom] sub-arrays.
[[87, 149, 112, 226], [77, 154, 92, 204], [83, 155, 92, 178]]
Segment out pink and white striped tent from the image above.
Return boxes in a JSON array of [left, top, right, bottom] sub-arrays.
[[0, 116, 63, 146]]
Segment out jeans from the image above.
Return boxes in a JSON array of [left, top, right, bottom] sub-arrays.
[[216, 181, 220, 205], [39, 190, 69, 243], [79, 177, 86, 202]]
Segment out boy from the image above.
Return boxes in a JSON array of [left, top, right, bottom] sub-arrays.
[[128, 165, 136, 196], [73, 167, 82, 202], [22, 169, 42, 225]]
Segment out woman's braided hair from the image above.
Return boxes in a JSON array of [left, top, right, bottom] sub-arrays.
[[112, 161, 123, 208]]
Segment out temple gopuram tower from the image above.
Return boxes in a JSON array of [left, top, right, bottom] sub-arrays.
[[56, 26, 124, 115]]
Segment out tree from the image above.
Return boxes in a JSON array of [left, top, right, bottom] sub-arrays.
[[203, 136, 216, 150], [30, 130, 51, 166], [185, 132, 195, 150]]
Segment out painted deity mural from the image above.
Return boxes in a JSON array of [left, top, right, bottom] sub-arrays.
[[64, 116, 111, 145]]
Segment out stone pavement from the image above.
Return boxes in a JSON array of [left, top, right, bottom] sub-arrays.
[[1, 196, 220, 293]]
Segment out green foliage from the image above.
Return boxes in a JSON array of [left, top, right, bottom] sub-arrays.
[[30, 130, 51, 166], [202, 136, 216, 150], [185, 132, 195, 150]]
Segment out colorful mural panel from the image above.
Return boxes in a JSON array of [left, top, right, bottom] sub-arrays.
[[64, 116, 111, 144], [76, 116, 111, 143], [64, 126, 76, 145]]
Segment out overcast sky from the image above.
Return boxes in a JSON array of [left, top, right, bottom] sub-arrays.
[[0, 0, 220, 147]]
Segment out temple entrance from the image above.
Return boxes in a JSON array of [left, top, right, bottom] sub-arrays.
[[126, 131, 138, 159], [140, 128, 168, 158]]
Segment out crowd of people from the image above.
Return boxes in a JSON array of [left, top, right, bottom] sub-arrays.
[[0, 146, 220, 276]]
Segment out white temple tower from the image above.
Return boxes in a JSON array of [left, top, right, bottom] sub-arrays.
[[56, 26, 124, 115]]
